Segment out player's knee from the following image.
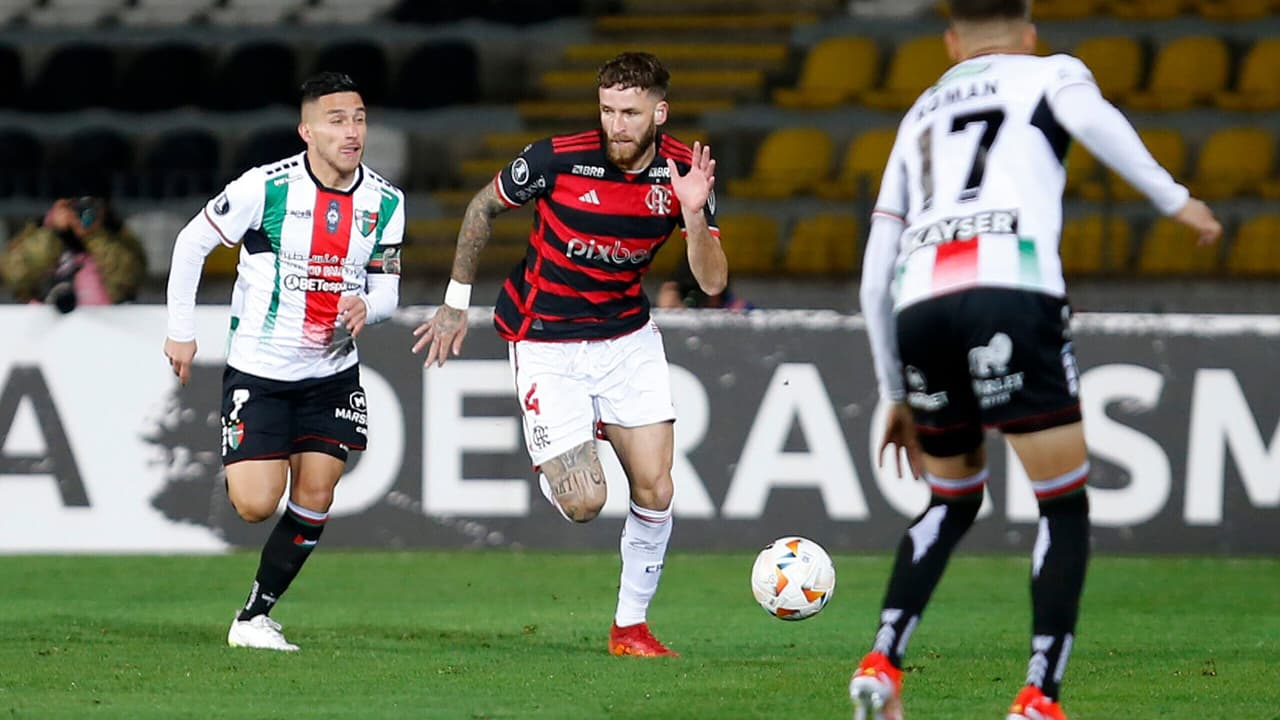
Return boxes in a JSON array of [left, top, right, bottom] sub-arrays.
[[543, 442, 608, 523], [630, 476, 673, 513], [229, 494, 277, 523], [291, 485, 334, 514]]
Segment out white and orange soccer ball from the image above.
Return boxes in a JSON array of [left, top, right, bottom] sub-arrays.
[[750, 536, 836, 621]]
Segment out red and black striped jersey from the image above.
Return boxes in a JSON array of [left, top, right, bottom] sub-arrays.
[[491, 129, 719, 341]]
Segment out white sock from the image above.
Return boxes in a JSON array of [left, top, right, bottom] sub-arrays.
[[614, 500, 673, 627]]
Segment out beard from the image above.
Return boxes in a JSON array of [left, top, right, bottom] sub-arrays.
[[606, 123, 657, 169]]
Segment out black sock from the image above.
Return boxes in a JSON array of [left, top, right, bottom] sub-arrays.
[[1028, 489, 1090, 701], [237, 502, 328, 620], [872, 491, 982, 668]]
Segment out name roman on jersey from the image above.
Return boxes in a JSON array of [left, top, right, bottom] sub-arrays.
[[283, 275, 362, 293], [907, 210, 1019, 248], [571, 164, 605, 177], [916, 80, 999, 119], [565, 237, 651, 265]]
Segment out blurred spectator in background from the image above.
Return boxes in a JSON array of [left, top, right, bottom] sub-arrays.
[[657, 253, 750, 310], [0, 186, 147, 312]]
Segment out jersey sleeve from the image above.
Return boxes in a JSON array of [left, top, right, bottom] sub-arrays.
[[872, 134, 909, 222], [203, 168, 265, 246], [676, 186, 720, 236], [367, 193, 405, 276], [494, 138, 554, 207], [1045, 54, 1100, 100]]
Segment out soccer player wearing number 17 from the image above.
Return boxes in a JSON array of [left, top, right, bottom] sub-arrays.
[[163, 73, 405, 651], [412, 52, 727, 657], [849, 2, 1222, 719]]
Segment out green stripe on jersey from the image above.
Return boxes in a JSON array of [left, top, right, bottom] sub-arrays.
[[1018, 237, 1040, 285], [373, 189, 400, 251], [260, 177, 290, 336]]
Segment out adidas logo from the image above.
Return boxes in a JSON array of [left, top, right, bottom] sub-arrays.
[[578, 189, 600, 205]]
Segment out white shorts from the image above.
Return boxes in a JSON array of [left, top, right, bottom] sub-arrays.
[[509, 320, 676, 467]]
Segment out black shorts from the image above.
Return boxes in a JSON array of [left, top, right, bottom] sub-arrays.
[[895, 287, 1081, 457], [220, 364, 367, 465]]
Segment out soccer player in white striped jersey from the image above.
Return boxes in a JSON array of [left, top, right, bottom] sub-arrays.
[[163, 72, 404, 651], [850, 2, 1221, 719]]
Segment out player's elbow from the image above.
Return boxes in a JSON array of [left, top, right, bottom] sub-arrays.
[[700, 277, 728, 297]]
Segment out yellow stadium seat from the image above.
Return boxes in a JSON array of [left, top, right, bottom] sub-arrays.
[[1072, 36, 1143, 102], [1106, 0, 1189, 18], [862, 36, 951, 111], [204, 244, 239, 278], [727, 127, 834, 199], [1127, 36, 1229, 110], [1059, 215, 1132, 275], [783, 214, 860, 275], [816, 128, 896, 200], [1190, 127, 1276, 199], [562, 42, 789, 72], [1225, 214, 1280, 275], [1215, 39, 1280, 111], [1064, 142, 1100, 197], [774, 36, 879, 109], [1137, 218, 1222, 275], [541, 69, 764, 102], [647, 231, 685, 278], [1081, 128, 1186, 202], [1033, 0, 1103, 17], [716, 213, 779, 274], [1197, 0, 1271, 19]]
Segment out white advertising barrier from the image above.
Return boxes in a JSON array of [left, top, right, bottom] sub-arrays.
[[1, 305, 1278, 554]]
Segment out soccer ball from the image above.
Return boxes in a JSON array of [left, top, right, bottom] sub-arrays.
[[750, 536, 836, 621]]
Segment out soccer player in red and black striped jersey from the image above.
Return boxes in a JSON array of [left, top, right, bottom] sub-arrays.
[[414, 52, 727, 657]]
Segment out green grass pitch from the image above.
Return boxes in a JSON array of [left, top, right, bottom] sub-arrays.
[[1, 552, 1276, 718]]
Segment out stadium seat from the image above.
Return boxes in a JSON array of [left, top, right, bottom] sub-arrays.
[[207, 42, 298, 111], [1081, 128, 1186, 202], [0, 128, 44, 197], [783, 214, 860, 275], [305, 0, 399, 24], [1189, 127, 1275, 199], [50, 127, 133, 197], [816, 128, 896, 200], [1136, 217, 1222, 275], [208, 0, 301, 26], [1072, 36, 1143, 102], [1106, 0, 1189, 18], [117, 0, 209, 26], [1197, 0, 1272, 18], [726, 127, 834, 199], [1215, 39, 1280, 111], [234, 126, 303, 173], [118, 43, 208, 111], [862, 36, 950, 111], [26, 0, 124, 27], [646, 230, 684, 278], [363, 125, 409, 186], [773, 36, 879, 108], [1127, 36, 1229, 110], [1031, 0, 1102, 17], [1064, 141, 1100, 197], [142, 128, 221, 199], [714, 214, 779, 274], [394, 42, 479, 109], [592, 12, 816, 36], [562, 42, 789, 72], [1059, 214, 1132, 275], [311, 41, 390, 106], [1224, 214, 1280, 275], [0, 46, 21, 107], [25, 43, 116, 111], [540, 68, 762, 102]]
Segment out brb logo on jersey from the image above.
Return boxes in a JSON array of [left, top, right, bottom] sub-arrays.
[[645, 185, 672, 216], [565, 237, 651, 265], [326, 199, 341, 233]]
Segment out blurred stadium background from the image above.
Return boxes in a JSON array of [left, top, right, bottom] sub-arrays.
[[0, 0, 1278, 311]]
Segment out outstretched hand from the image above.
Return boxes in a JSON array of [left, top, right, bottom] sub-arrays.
[[163, 337, 196, 386], [411, 304, 469, 368], [1173, 198, 1223, 247], [666, 141, 716, 214]]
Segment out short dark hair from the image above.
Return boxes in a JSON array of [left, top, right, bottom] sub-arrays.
[[596, 52, 670, 98], [950, 0, 1030, 21], [300, 71, 360, 103]]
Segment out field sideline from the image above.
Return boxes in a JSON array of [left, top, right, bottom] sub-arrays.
[[2, 553, 1276, 719]]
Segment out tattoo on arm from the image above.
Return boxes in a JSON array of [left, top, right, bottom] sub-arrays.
[[452, 183, 511, 282]]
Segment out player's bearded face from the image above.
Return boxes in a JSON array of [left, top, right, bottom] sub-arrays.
[[301, 91, 367, 180], [599, 85, 664, 170]]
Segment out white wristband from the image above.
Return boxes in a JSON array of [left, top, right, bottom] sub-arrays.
[[444, 279, 472, 310]]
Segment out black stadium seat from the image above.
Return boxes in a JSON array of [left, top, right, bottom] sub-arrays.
[[143, 128, 221, 198], [51, 127, 134, 197], [0, 129, 44, 197], [0, 46, 23, 108], [118, 43, 209, 112], [207, 42, 298, 111], [26, 44, 117, 112], [312, 41, 389, 106], [234, 126, 303, 173], [394, 41, 478, 109]]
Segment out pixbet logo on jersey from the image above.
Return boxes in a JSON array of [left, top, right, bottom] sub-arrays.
[[565, 237, 651, 265]]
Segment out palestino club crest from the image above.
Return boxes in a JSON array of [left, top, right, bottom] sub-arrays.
[[356, 209, 379, 237], [645, 185, 673, 215]]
